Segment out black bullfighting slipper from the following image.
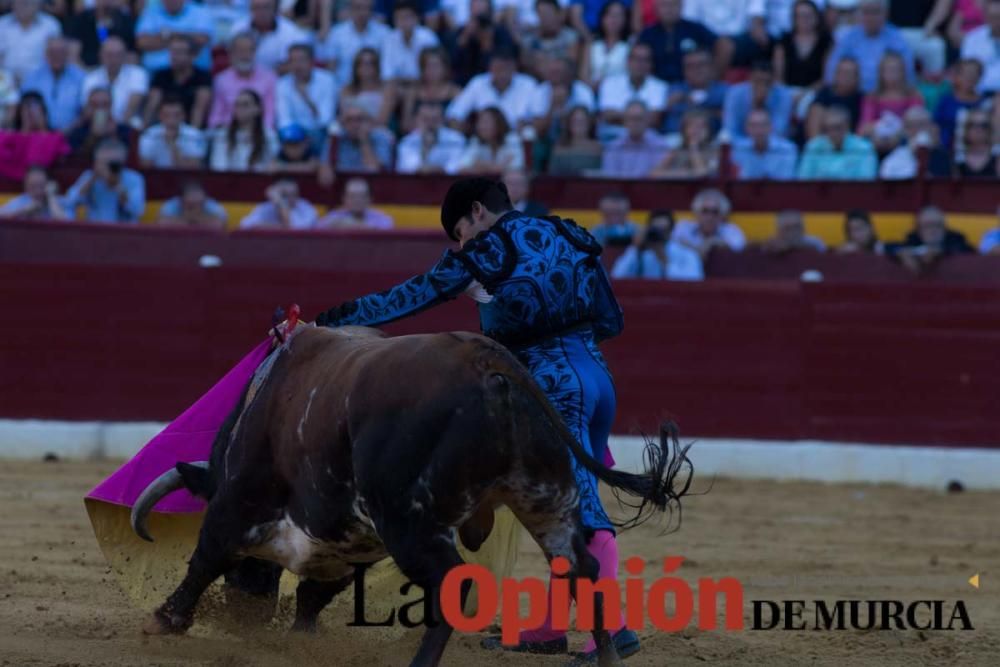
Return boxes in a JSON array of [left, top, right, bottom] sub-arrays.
[[564, 628, 641, 665], [480, 634, 569, 654]]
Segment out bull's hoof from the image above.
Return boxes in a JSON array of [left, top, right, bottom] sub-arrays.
[[565, 629, 639, 666], [142, 609, 191, 635], [290, 619, 319, 634]]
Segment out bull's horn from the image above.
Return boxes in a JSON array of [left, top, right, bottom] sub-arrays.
[[130, 461, 209, 543]]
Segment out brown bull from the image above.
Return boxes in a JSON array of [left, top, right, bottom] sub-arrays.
[[132, 326, 690, 667]]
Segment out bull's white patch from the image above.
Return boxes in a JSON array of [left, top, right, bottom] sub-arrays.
[[297, 387, 318, 443], [244, 514, 385, 579]]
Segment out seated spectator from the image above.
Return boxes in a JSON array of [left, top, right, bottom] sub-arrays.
[[759, 209, 826, 253], [960, 0, 1000, 93], [528, 55, 596, 140], [798, 106, 878, 179], [0, 166, 70, 220], [591, 191, 640, 246], [0, 93, 70, 181], [598, 43, 669, 126], [208, 33, 278, 128], [978, 206, 1000, 255], [209, 89, 279, 172], [157, 181, 228, 229], [611, 209, 705, 280], [663, 48, 728, 134], [600, 100, 670, 177], [135, 0, 213, 72], [686, 0, 772, 69], [722, 60, 794, 140], [400, 47, 462, 133], [449, 106, 525, 173], [0, 0, 62, 83], [945, 0, 988, 48], [880, 106, 951, 179], [580, 1, 631, 87], [65, 87, 132, 157], [380, 1, 440, 83], [950, 108, 1000, 178], [824, 0, 914, 93], [21, 36, 84, 132], [548, 105, 604, 175], [319, 0, 391, 88], [0, 67, 17, 127], [317, 177, 394, 229], [886, 205, 974, 274], [276, 43, 338, 145], [934, 59, 987, 149], [836, 209, 884, 254], [888, 0, 946, 81], [522, 0, 581, 76], [232, 0, 312, 70], [81, 37, 150, 126], [805, 56, 863, 139], [857, 52, 925, 154], [650, 109, 719, 178], [446, 48, 538, 130], [143, 36, 213, 129], [65, 139, 145, 223], [773, 0, 833, 91], [826, 1, 861, 41], [672, 188, 747, 257], [66, 0, 136, 69], [335, 101, 394, 171], [274, 123, 326, 173], [638, 0, 717, 84], [339, 48, 396, 128], [240, 178, 319, 229], [731, 108, 799, 179], [503, 168, 549, 217], [451, 0, 518, 85], [396, 101, 467, 173], [139, 96, 208, 168]]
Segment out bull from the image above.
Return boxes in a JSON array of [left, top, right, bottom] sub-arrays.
[[131, 326, 691, 666]]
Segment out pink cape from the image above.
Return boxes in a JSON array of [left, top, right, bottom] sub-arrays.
[[84, 336, 615, 514], [85, 340, 273, 514]]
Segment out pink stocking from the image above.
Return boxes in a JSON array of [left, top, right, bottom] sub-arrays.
[[581, 530, 625, 653]]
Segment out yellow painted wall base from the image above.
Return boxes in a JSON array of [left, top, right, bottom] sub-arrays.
[[3, 195, 994, 246]]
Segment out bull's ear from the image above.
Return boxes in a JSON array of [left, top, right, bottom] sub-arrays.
[[176, 462, 212, 498]]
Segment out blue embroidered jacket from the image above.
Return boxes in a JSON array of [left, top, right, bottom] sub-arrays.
[[315, 211, 624, 347]]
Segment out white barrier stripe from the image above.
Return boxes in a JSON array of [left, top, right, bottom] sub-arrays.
[[1, 419, 998, 490]]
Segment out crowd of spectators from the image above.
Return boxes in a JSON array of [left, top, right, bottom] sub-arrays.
[[0, 0, 997, 198]]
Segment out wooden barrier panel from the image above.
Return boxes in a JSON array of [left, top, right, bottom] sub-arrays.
[[3, 262, 999, 446]]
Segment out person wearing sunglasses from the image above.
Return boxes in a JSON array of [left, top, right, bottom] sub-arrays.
[[671, 188, 747, 259]]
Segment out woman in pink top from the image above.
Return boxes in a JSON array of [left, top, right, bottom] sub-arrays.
[[926, 0, 986, 48], [858, 53, 925, 154]]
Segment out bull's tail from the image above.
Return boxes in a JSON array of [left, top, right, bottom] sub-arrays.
[[515, 365, 693, 531]]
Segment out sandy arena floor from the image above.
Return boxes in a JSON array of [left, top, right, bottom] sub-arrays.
[[1, 459, 998, 666]]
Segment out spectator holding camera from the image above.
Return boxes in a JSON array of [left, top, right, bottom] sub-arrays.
[[240, 178, 319, 229], [66, 139, 145, 223], [0, 166, 70, 220], [611, 209, 705, 280], [452, 0, 518, 85]]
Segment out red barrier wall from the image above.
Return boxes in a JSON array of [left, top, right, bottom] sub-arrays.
[[3, 262, 999, 447]]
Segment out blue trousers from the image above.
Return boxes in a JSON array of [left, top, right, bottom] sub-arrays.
[[516, 331, 616, 534]]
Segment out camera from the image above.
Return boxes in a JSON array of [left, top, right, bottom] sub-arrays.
[[641, 226, 667, 248], [476, 13, 492, 28], [108, 160, 124, 175]]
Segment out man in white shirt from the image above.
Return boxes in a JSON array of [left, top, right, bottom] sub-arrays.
[[396, 101, 467, 173], [240, 178, 319, 229], [319, 0, 391, 87], [0, 0, 62, 83], [598, 42, 669, 126], [446, 47, 539, 128], [276, 43, 338, 144], [685, 0, 771, 68], [672, 188, 747, 257], [528, 54, 595, 137], [381, 0, 440, 82], [961, 0, 1000, 93], [232, 0, 312, 71], [81, 37, 150, 125], [138, 95, 207, 168]]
